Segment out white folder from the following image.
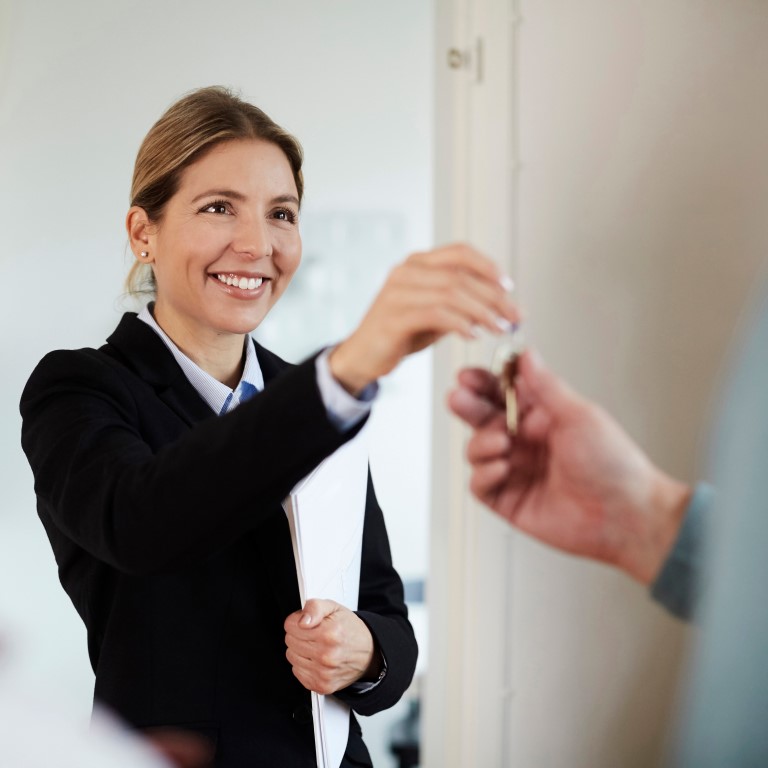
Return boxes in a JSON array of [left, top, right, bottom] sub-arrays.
[[282, 425, 369, 768]]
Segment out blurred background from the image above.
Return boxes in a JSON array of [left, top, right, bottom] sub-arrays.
[[427, 2, 768, 766]]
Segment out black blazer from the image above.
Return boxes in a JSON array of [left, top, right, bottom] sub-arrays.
[[20, 313, 417, 768]]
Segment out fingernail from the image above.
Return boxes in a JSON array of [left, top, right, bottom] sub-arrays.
[[499, 274, 515, 292], [469, 324, 481, 339], [300, 614, 313, 627], [494, 317, 517, 333]]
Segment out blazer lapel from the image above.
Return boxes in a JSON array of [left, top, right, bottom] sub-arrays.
[[103, 313, 215, 426], [252, 337, 292, 385]]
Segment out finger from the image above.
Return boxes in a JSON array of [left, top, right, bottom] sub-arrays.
[[407, 243, 509, 287], [446, 386, 502, 428], [285, 653, 327, 693], [469, 458, 514, 502], [300, 598, 340, 627], [518, 404, 552, 443], [466, 426, 512, 464], [290, 665, 337, 696], [519, 349, 583, 416], [384, 299, 496, 346], [286, 645, 347, 693], [286, 645, 316, 669], [456, 367, 505, 404], [284, 634, 317, 660], [380, 283, 514, 338], [390, 262, 519, 327]]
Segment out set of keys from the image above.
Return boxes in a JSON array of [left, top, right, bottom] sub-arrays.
[[491, 323, 525, 434]]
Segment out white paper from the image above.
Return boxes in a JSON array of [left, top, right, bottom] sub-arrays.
[[282, 425, 369, 768]]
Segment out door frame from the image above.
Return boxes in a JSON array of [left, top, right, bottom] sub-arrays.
[[425, 1, 521, 764]]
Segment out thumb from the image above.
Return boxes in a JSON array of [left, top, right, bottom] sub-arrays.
[[299, 598, 339, 628], [521, 348, 583, 415]]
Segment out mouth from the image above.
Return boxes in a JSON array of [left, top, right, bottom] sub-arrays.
[[214, 273, 267, 291]]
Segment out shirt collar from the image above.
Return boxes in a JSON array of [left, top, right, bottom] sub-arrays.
[[137, 304, 264, 415]]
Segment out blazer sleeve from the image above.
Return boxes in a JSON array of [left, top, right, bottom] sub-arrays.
[[335, 472, 418, 716], [20, 348, 359, 575]]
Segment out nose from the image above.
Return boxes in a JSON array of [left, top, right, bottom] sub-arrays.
[[232, 214, 273, 259]]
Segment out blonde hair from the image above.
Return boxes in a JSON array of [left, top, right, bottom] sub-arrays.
[[126, 86, 304, 297]]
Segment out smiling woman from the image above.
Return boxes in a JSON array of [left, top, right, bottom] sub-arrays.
[[127, 139, 303, 386], [19, 86, 518, 768]]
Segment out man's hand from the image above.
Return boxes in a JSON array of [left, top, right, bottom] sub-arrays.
[[447, 349, 691, 584]]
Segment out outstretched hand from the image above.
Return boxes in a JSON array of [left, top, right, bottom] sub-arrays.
[[329, 244, 519, 395], [284, 599, 381, 695], [447, 350, 691, 584]]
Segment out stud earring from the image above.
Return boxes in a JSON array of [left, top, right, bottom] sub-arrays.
[[140, 251, 148, 258]]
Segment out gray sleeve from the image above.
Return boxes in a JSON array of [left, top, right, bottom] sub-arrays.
[[649, 483, 714, 621]]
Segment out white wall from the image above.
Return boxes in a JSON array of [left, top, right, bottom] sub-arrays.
[[512, 1, 768, 765], [0, 2, 433, 765]]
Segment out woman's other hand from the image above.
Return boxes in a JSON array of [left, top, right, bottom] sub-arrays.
[[284, 599, 381, 694], [328, 243, 518, 395]]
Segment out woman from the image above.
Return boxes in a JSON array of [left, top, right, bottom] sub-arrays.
[[20, 86, 516, 768]]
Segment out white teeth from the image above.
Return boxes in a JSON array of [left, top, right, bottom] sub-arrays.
[[215, 274, 264, 290]]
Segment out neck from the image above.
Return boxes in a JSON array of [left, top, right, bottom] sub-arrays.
[[151, 305, 246, 388]]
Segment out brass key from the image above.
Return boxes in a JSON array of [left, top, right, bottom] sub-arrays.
[[491, 325, 525, 434]]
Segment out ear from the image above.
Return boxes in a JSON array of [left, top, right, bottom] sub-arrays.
[[126, 206, 156, 263]]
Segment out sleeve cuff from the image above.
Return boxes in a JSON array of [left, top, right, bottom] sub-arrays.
[[314, 347, 378, 432], [346, 652, 388, 694], [650, 482, 714, 621]]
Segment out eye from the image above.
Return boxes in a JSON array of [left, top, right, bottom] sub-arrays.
[[272, 207, 298, 224], [199, 199, 233, 215]]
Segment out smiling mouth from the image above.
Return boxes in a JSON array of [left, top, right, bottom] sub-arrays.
[[215, 273, 266, 290]]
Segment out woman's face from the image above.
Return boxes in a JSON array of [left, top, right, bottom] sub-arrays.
[[147, 138, 302, 342]]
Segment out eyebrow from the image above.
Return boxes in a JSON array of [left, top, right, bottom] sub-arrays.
[[191, 189, 300, 206]]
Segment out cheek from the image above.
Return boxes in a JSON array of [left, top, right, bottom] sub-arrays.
[[280, 238, 303, 279], [288, 248, 302, 278]]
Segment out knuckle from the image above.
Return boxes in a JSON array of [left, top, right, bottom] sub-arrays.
[[425, 305, 446, 326], [319, 649, 339, 669], [454, 241, 473, 257], [442, 282, 461, 303], [405, 250, 424, 263], [469, 474, 484, 498], [391, 262, 412, 283]]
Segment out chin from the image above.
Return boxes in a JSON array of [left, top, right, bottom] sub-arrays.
[[217, 312, 268, 336], [214, 295, 275, 336]]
